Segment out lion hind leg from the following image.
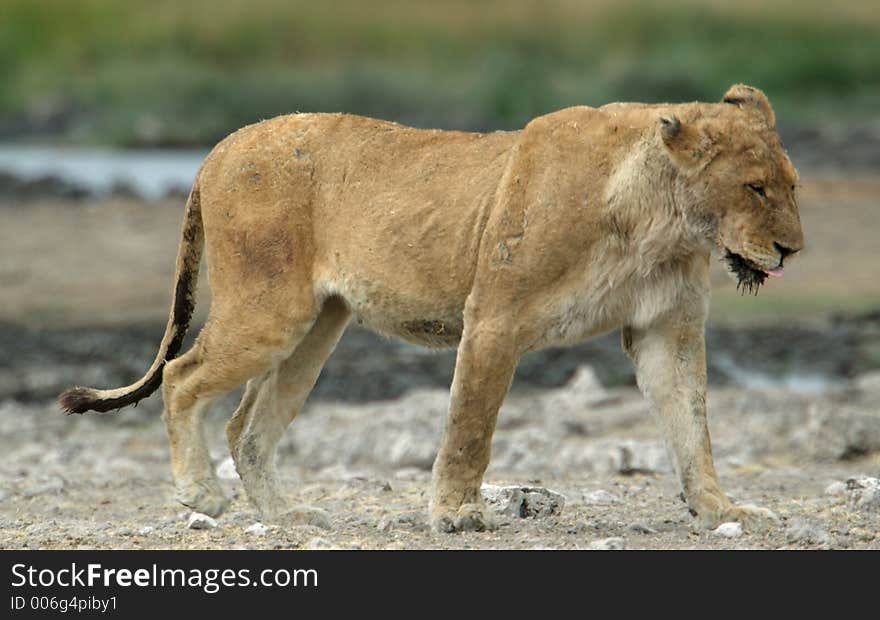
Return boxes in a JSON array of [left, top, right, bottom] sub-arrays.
[[227, 297, 351, 523], [162, 300, 319, 518]]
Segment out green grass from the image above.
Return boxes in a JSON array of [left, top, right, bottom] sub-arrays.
[[2, 0, 879, 145]]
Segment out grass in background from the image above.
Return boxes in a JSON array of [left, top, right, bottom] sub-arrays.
[[1, 0, 879, 145]]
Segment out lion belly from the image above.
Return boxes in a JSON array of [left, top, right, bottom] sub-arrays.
[[314, 263, 463, 347]]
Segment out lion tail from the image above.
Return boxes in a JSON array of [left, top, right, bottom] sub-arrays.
[[59, 182, 204, 414]]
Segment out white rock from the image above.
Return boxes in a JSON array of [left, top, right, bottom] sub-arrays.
[[216, 457, 239, 480], [138, 526, 154, 536], [245, 522, 268, 536], [481, 484, 565, 518], [523, 490, 565, 517], [582, 489, 620, 505], [589, 537, 626, 550], [712, 522, 743, 538], [846, 477, 880, 511], [481, 484, 524, 516], [186, 512, 218, 530]]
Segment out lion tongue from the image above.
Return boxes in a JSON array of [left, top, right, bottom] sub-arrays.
[[764, 266, 784, 277]]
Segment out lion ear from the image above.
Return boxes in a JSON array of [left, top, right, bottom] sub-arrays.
[[721, 83, 775, 127], [658, 114, 714, 168]]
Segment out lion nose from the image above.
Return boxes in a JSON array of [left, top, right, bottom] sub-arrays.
[[773, 241, 799, 261]]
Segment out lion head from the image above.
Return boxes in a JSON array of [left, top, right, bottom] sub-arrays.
[[659, 84, 805, 294]]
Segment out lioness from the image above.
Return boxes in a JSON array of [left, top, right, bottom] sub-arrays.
[[61, 84, 803, 532]]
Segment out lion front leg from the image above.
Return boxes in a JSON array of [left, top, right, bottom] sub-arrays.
[[430, 320, 519, 533], [624, 318, 779, 532]]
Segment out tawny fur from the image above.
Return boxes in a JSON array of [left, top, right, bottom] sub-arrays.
[[60, 84, 804, 532]]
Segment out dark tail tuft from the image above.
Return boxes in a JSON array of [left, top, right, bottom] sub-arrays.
[[59, 387, 99, 415], [59, 372, 165, 414]]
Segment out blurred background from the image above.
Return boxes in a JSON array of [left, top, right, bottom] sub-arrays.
[[2, 0, 878, 384], [0, 0, 879, 549], [2, 0, 879, 144]]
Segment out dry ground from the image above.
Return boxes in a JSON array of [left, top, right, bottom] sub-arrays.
[[1, 374, 878, 550]]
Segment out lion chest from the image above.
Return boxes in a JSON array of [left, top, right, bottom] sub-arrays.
[[535, 259, 688, 349]]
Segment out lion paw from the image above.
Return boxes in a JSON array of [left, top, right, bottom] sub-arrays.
[[687, 487, 779, 533], [431, 503, 496, 533], [721, 503, 780, 533], [177, 481, 229, 518]]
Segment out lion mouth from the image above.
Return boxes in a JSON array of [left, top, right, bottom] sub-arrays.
[[724, 249, 768, 295]]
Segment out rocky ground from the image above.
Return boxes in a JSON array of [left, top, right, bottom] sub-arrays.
[[1, 362, 878, 550]]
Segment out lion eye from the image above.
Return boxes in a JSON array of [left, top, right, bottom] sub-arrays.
[[747, 183, 766, 197]]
